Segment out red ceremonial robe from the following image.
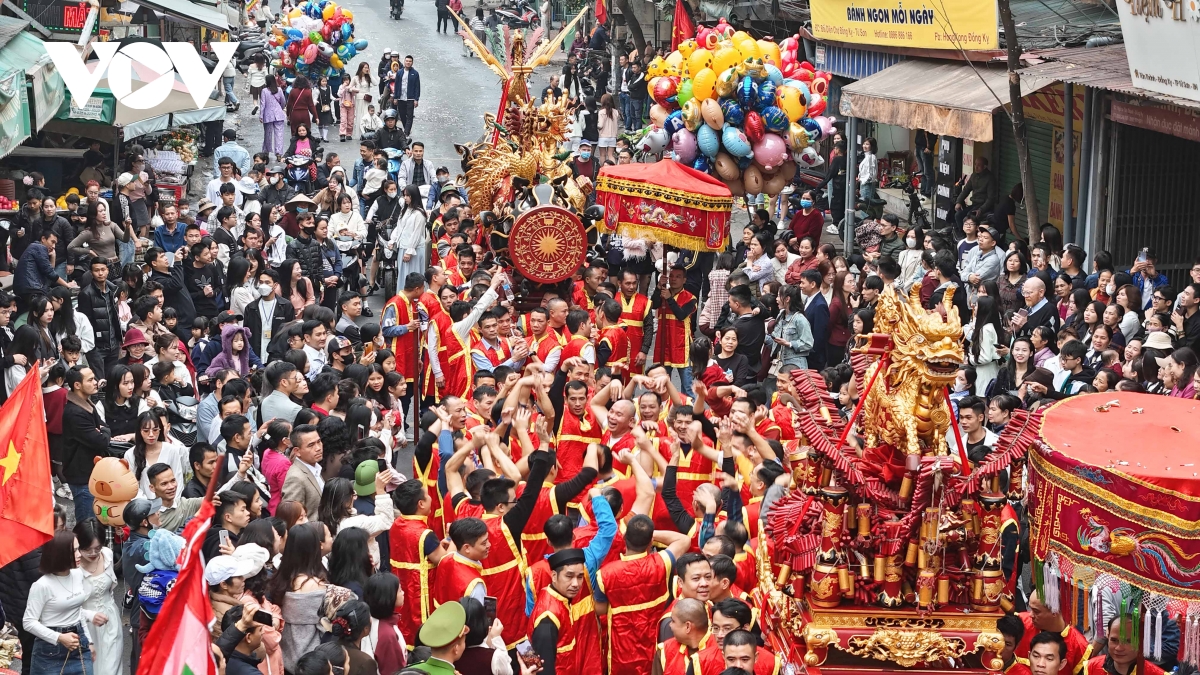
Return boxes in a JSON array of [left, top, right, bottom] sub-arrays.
[[619, 292, 652, 374], [481, 514, 528, 649], [383, 294, 419, 383], [654, 289, 695, 368], [430, 553, 484, 609], [388, 515, 436, 646], [530, 586, 578, 675], [597, 550, 673, 675]]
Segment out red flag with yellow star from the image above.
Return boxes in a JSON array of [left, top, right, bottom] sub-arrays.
[[0, 364, 53, 567]]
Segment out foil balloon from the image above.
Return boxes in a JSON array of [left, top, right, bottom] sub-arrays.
[[756, 81, 776, 110], [639, 127, 669, 154], [672, 128, 698, 164], [760, 106, 789, 133], [649, 104, 669, 127], [697, 123, 720, 158], [677, 79, 694, 107], [737, 78, 758, 109], [692, 68, 716, 100], [713, 47, 741, 74], [664, 110, 684, 136], [677, 39, 696, 60], [744, 110, 764, 144], [765, 64, 784, 85], [743, 58, 768, 82], [715, 68, 739, 98], [714, 151, 740, 181], [353, 38, 366, 50], [681, 99, 702, 131], [692, 156, 712, 173], [798, 146, 824, 168], [758, 40, 782, 67], [724, 176, 744, 196], [721, 124, 753, 158], [800, 117, 821, 137], [303, 43, 317, 64], [687, 49, 713, 77], [743, 163, 764, 193], [647, 56, 667, 77], [787, 122, 810, 152], [720, 99, 744, 127], [653, 77, 679, 106], [815, 115, 837, 138], [780, 161, 798, 183], [776, 85, 805, 122], [753, 133, 788, 171], [808, 98, 827, 116], [811, 76, 829, 97], [737, 39, 760, 61], [701, 98, 724, 129], [763, 170, 789, 195]]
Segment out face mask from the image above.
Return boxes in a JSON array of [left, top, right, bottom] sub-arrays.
[[387, 191, 398, 198], [1106, 283, 1115, 295], [799, 199, 813, 208], [579, 151, 591, 161], [273, 175, 282, 184], [953, 381, 967, 393], [296, 207, 308, 213], [906, 237, 917, 248], [258, 284, 273, 297], [180, 207, 190, 215]]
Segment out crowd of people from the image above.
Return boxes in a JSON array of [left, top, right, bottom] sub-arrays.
[[0, 24, 1196, 675]]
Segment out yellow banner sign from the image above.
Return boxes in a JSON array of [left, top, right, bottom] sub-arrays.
[[810, 0, 999, 50]]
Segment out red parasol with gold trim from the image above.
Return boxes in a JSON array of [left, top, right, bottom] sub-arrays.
[[594, 159, 732, 251]]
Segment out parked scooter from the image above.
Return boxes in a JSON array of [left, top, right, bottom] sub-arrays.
[[495, 0, 539, 28]]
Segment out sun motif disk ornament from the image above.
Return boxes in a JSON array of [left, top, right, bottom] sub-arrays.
[[508, 205, 587, 284]]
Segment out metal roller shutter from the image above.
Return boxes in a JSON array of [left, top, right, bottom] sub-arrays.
[[995, 115, 1053, 241]]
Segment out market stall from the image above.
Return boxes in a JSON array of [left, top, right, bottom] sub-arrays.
[[1027, 393, 1200, 645]]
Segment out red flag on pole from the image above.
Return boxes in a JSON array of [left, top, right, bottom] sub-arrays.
[[671, 0, 695, 51], [595, 0, 607, 26], [136, 469, 218, 675], [0, 364, 54, 568]]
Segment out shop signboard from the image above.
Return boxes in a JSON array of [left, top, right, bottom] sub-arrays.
[[809, 0, 998, 50], [1114, 0, 1200, 103], [1047, 128, 1080, 228], [934, 135, 961, 227], [1110, 98, 1200, 143], [22, 0, 94, 33]]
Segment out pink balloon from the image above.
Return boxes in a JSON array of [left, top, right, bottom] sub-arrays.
[[303, 43, 317, 64], [752, 133, 788, 171], [672, 128, 698, 165]]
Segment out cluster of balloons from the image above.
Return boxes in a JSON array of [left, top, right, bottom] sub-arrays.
[[268, 0, 369, 81], [635, 19, 837, 196]]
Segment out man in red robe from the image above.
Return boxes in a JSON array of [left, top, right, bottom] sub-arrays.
[[381, 273, 425, 419], [721, 628, 781, 675], [530, 549, 589, 675], [430, 517, 489, 608], [1083, 617, 1165, 675], [1016, 591, 1092, 675], [618, 269, 654, 374], [651, 266, 697, 391], [526, 307, 564, 374], [998, 613, 1033, 675], [596, 298, 631, 377], [652, 598, 723, 675], [388, 478, 448, 646]]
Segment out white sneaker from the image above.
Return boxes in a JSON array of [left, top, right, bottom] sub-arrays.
[[55, 482, 73, 500], [826, 224, 840, 235], [781, 185, 795, 194]]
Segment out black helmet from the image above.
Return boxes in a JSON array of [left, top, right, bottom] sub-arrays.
[[383, 109, 398, 121], [267, 163, 286, 175]]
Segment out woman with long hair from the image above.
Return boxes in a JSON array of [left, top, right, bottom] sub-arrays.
[[772, 284, 815, 371], [386, 183, 429, 295], [713, 330, 753, 387], [123, 411, 186, 499], [318, 469, 393, 570], [286, 75, 318, 136], [1085, 324, 1115, 370], [741, 231, 775, 295], [351, 62, 373, 139], [993, 337, 1034, 395], [365, 179, 402, 292], [69, 200, 134, 274], [1032, 325, 1058, 368], [1114, 284, 1144, 342], [1040, 224, 1064, 269], [596, 92, 621, 163], [828, 270, 853, 361], [1160, 347, 1198, 398], [268, 521, 330, 673], [330, 599, 378, 675], [362, 364, 393, 411], [455, 597, 511, 675], [260, 69, 288, 160], [5, 325, 43, 392], [1101, 304, 1128, 348], [1065, 288, 1092, 334], [280, 258, 316, 314], [97, 365, 142, 442], [969, 296, 1005, 395], [74, 519, 122, 675], [327, 527, 373, 598], [225, 256, 256, 318], [1079, 300, 1106, 346], [50, 286, 94, 359], [997, 251, 1027, 316], [26, 294, 58, 360], [24, 531, 100, 675], [276, 500, 309, 530]]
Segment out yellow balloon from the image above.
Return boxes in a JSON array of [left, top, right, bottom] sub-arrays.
[[647, 56, 666, 78], [687, 48, 713, 78], [715, 68, 739, 98], [330, 54, 343, 70], [682, 99, 702, 131], [677, 40, 696, 59], [715, 47, 742, 75], [732, 30, 751, 44], [322, 3, 334, 19], [758, 40, 781, 66], [288, 7, 301, 17], [342, 9, 352, 20], [692, 67, 716, 100], [737, 39, 760, 61], [665, 51, 684, 69], [776, 85, 806, 122]]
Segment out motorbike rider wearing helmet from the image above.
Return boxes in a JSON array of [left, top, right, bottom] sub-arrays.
[[261, 164, 296, 209], [376, 110, 409, 153]]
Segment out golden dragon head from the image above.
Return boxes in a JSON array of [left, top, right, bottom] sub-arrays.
[[875, 285, 965, 386]]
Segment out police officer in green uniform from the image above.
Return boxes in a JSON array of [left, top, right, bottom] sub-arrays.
[[411, 601, 469, 675]]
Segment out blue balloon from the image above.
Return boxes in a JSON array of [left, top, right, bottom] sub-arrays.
[[336, 44, 350, 58], [354, 39, 368, 50], [760, 106, 788, 133], [765, 65, 783, 86], [341, 23, 352, 40], [721, 124, 752, 158], [697, 124, 719, 158], [737, 78, 757, 109], [286, 28, 303, 40], [664, 111, 684, 136], [692, 156, 711, 173], [800, 117, 821, 135], [756, 81, 776, 111], [344, 44, 357, 58], [719, 99, 744, 127], [737, 155, 753, 170]]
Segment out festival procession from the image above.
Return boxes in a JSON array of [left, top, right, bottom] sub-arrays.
[[0, 0, 1197, 671]]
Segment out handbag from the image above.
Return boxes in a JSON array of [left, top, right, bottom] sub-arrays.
[[364, 93, 373, 103]]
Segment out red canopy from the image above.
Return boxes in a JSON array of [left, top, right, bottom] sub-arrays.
[[595, 159, 732, 251]]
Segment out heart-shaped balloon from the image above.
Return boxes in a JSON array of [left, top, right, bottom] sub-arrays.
[[744, 110, 764, 144]]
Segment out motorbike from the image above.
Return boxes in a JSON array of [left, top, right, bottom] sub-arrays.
[[285, 155, 316, 194], [165, 396, 200, 447], [496, 0, 539, 28], [390, 0, 404, 18], [383, 147, 406, 183], [905, 184, 933, 231]]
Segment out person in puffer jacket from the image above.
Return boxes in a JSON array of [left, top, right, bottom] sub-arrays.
[[206, 324, 254, 378]]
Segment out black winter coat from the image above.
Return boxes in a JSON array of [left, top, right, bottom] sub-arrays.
[[150, 260, 196, 342], [0, 547, 41, 633], [287, 234, 325, 290], [77, 279, 121, 354]]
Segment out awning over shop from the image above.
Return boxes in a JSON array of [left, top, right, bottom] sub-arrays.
[[839, 59, 1054, 142], [1022, 44, 1200, 112], [0, 17, 66, 132], [129, 0, 227, 31]]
